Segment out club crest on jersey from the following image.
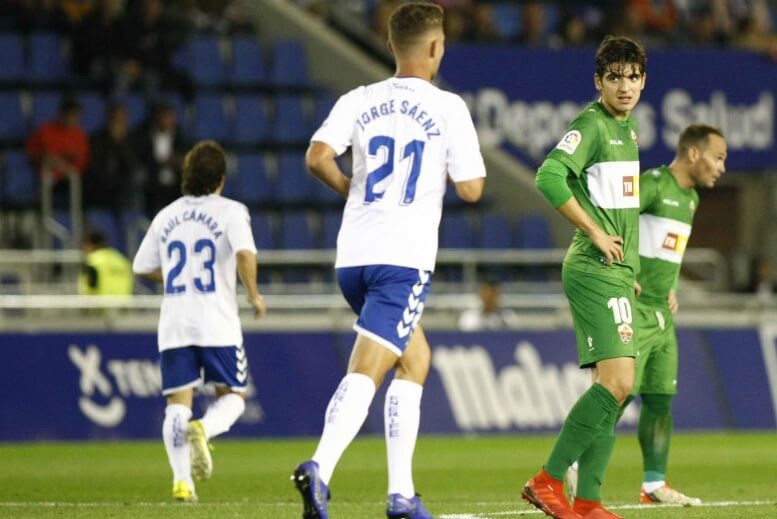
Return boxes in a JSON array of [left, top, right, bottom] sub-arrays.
[[689, 200, 696, 214], [556, 130, 581, 154], [618, 323, 633, 344], [630, 129, 638, 147], [622, 175, 638, 197]]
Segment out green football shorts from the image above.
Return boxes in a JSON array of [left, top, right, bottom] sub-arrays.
[[562, 264, 637, 368], [632, 301, 678, 395]]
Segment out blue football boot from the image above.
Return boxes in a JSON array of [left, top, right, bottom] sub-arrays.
[[292, 460, 330, 519], [386, 493, 433, 519]]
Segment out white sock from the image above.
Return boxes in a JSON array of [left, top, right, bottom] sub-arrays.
[[312, 373, 376, 485], [385, 379, 423, 498], [643, 480, 666, 493], [200, 393, 246, 439], [571, 461, 579, 471], [163, 404, 193, 485]]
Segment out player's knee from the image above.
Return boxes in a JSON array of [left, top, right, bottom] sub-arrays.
[[600, 376, 633, 404]]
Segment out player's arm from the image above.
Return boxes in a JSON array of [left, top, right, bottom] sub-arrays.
[[453, 177, 484, 202], [536, 157, 623, 265], [305, 141, 350, 198], [236, 249, 266, 319], [137, 268, 163, 283]]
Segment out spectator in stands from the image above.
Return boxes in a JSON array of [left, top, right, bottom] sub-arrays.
[[84, 103, 139, 211], [458, 279, 522, 331], [133, 102, 188, 217], [25, 96, 90, 208], [71, 0, 125, 93], [745, 255, 776, 303], [519, 1, 548, 46], [117, 0, 191, 97], [78, 228, 134, 296], [183, 0, 256, 34]]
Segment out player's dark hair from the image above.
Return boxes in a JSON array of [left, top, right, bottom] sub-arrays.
[[83, 229, 107, 248], [595, 35, 646, 77], [181, 140, 226, 196], [388, 2, 443, 55], [677, 124, 724, 156]]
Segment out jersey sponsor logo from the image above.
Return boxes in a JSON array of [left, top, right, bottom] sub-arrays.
[[618, 323, 634, 344], [623, 175, 638, 197], [662, 198, 680, 207], [555, 130, 581, 154], [609, 139, 623, 145], [662, 232, 688, 254]]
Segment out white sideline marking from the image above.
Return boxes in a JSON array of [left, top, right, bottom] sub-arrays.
[[440, 500, 777, 518]]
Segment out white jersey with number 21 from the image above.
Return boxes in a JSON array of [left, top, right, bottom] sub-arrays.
[[133, 194, 257, 352], [312, 76, 486, 272]]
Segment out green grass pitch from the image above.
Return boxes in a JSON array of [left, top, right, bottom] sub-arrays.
[[0, 433, 775, 518]]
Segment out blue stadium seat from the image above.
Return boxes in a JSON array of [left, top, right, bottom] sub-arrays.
[[276, 152, 311, 204], [440, 213, 475, 248], [230, 37, 267, 85], [250, 211, 275, 251], [2, 150, 37, 207], [0, 34, 25, 82], [280, 211, 316, 249], [234, 95, 269, 145], [192, 95, 231, 142], [321, 211, 341, 249], [120, 210, 150, 256], [30, 92, 60, 129], [443, 183, 465, 208], [479, 213, 513, 249], [274, 95, 308, 144], [310, 176, 343, 206], [78, 92, 106, 133], [85, 209, 124, 252], [269, 39, 309, 86], [0, 93, 25, 141], [311, 93, 336, 131], [235, 153, 273, 206], [188, 37, 226, 86], [516, 214, 553, 249], [28, 32, 68, 83]]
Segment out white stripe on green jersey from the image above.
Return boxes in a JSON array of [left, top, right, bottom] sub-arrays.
[[639, 213, 691, 263], [638, 166, 700, 307], [587, 161, 641, 209]]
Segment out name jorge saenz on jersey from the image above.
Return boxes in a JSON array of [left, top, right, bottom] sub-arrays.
[[432, 341, 638, 431], [68, 343, 263, 428]]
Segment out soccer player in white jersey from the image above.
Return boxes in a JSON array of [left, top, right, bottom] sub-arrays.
[[133, 140, 266, 502], [291, 3, 486, 518]]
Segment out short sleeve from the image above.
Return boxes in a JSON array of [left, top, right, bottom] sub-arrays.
[[546, 115, 601, 177], [132, 218, 161, 274], [446, 95, 486, 182], [310, 87, 362, 156], [226, 204, 257, 254]]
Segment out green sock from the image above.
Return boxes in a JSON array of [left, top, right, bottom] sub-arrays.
[[638, 393, 674, 482], [545, 383, 620, 481], [576, 401, 620, 501]]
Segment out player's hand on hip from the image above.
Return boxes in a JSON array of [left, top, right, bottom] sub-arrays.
[[591, 231, 624, 265], [634, 280, 642, 297], [249, 294, 266, 319], [667, 289, 679, 314]]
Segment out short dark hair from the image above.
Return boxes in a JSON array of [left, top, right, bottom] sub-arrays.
[[59, 96, 82, 115], [83, 229, 107, 248], [388, 2, 444, 55], [677, 124, 724, 156], [595, 35, 647, 78], [181, 140, 226, 196]]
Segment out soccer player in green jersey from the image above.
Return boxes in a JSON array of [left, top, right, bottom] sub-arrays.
[[522, 35, 646, 519], [634, 124, 726, 504]]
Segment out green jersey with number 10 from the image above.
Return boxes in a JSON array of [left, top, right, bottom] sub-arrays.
[[547, 101, 640, 283], [637, 166, 699, 307]]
